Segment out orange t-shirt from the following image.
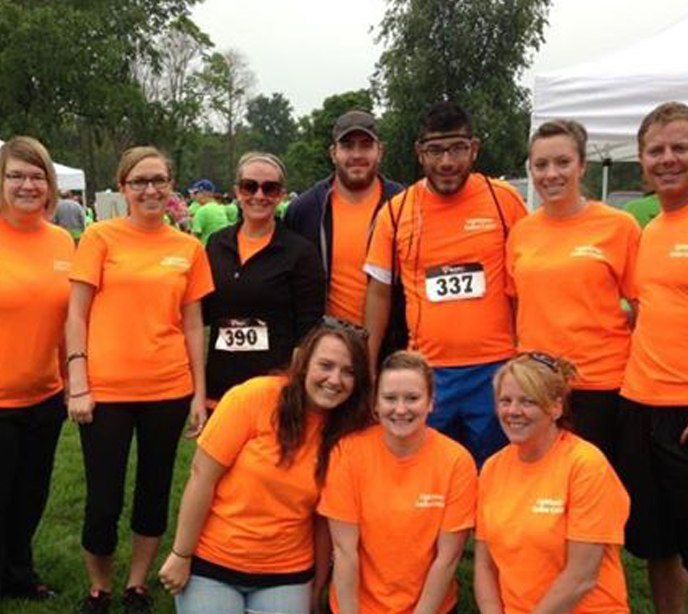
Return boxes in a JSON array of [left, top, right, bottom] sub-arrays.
[[506, 202, 640, 389], [70, 218, 213, 402], [328, 181, 382, 325], [476, 431, 629, 614], [196, 375, 324, 573], [318, 425, 477, 614], [0, 218, 74, 407], [622, 204, 688, 404], [365, 175, 526, 366], [237, 228, 273, 264]]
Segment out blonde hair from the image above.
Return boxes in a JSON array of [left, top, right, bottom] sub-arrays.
[[0, 136, 58, 215], [493, 353, 577, 426], [235, 151, 286, 184], [638, 101, 688, 151], [116, 146, 172, 187]]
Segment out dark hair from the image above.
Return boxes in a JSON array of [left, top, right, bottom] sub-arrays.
[[377, 351, 434, 399], [493, 353, 578, 429], [116, 146, 173, 187], [530, 119, 588, 164], [417, 101, 472, 142], [274, 324, 373, 484], [638, 101, 688, 151]]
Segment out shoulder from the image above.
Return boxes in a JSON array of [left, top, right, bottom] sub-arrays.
[[479, 443, 514, 484], [429, 428, 474, 464], [47, 221, 75, 245], [380, 175, 405, 200], [223, 374, 287, 413], [588, 201, 640, 228], [275, 222, 320, 254], [289, 178, 333, 213], [334, 424, 381, 457]]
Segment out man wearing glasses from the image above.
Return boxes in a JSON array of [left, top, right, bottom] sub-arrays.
[[286, 110, 403, 327], [365, 101, 527, 466]]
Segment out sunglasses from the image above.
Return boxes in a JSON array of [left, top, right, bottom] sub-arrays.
[[321, 315, 370, 341], [520, 351, 558, 372], [237, 179, 283, 198]]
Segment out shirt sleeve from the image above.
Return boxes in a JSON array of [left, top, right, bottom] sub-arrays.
[[363, 202, 395, 285], [566, 446, 630, 545], [504, 230, 518, 298], [442, 446, 478, 532], [69, 225, 107, 288], [317, 439, 359, 522], [183, 240, 214, 304], [619, 216, 641, 301]]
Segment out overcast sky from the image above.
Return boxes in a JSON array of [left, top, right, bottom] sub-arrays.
[[191, 0, 688, 117]]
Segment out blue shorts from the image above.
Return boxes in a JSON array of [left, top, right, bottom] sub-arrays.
[[429, 361, 507, 467]]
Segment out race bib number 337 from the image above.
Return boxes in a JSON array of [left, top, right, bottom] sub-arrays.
[[425, 263, 486, 302]]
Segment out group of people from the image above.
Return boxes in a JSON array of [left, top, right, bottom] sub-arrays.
[[0, 97, 686, 614]]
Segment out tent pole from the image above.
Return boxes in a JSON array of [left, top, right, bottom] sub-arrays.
[[602, 158, 612, 201]]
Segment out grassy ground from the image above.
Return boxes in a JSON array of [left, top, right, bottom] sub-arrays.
[[3, 424, 672, 613]]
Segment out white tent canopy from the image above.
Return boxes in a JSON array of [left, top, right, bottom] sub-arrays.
[[0, 138, 86, 191], [531, 14, 688, 163]]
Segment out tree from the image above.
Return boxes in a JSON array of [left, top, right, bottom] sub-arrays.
[[373, 0, 552, 183], [243, 93, 296, 157]]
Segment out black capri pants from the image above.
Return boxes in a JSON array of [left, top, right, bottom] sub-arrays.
[[79, 396, 190, 556]]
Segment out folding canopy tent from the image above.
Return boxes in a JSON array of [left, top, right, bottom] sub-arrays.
[[530, 13, 688, 198], [0, 138, 86, 192]]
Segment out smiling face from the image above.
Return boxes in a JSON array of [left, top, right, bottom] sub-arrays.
[[640, 119, 688, 211], [529, 134, 585, 211], [496, 372, 561, 462], [235, 160, 284, 227], [120, 156, 172, 225], [304, 334, 356, 413], [416, 132, 479, 196], [2, 157, 50, 223], [377, 368, 432, 448], [330, 131, 382, 191]]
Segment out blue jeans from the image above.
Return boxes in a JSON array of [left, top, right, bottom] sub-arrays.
[[175, 574, 312, 614], [429, 361, 508, 467]]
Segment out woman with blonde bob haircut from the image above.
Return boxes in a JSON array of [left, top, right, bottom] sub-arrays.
[[0, 137, 73, 601], [67, 146, 214, 613], [475, 353, 631, 614]]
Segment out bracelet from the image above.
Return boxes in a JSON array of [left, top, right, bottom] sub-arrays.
[[67, 352, 88, 364], [69, 390, 91, 399], [172, 548, 192, 559]]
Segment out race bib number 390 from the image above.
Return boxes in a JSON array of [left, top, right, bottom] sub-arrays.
[[216, 318, 269, 352], [425, 263, 486, 302]]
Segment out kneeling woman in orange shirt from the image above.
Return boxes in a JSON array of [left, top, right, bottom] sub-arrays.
[[319, 351, 478, 614], [159, 321, 373, 614], [475, 353, 630, 614]]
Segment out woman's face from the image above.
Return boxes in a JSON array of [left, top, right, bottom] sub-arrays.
[[304, 334, 355, 413], [235, 161, 284, 227], [529, 135, 585, 207], [496, 373, 561, 461], [2, 157, 49, 219], [376, 368, 432, 444], [120, 156, 172, 223]]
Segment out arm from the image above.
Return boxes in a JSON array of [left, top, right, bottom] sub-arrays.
[[312, 514, 333, 614], [159, 448, 226, 594], [292, 243, 326, 340], [474, 539, 504, 614], [364, 277, 391, 377], [65, 281, 96, 423], [329, 518, 360, 614], [182, 300, 207, 438], [530, 541, 604, 614], [412, 530, 468, 614]]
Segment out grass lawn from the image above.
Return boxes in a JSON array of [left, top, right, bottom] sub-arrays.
[[3, 423, 673, 613]]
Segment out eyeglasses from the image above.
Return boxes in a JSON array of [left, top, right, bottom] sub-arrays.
[[421, 142, 472, 160], [4, 172, 48, 185], [125, 177, 170, 191], [237, 179, 283, 198], [521, 351, 559, 372], [321, 315, 370, 341]]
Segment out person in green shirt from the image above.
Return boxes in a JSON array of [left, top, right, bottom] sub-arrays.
[[624, 192, 660, 228], [190, 179, 229, 245]]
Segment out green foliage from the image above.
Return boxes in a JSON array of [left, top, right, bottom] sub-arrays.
[[243, 93, 297, 157], [373, 0, 552, 183]]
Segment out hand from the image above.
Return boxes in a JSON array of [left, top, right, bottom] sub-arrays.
[[159, 552, 191, 596], [680, 424, 688, 446], [310, 586, 327, 614], [185, 395, 207, 439], [68, 392, 95, 425]]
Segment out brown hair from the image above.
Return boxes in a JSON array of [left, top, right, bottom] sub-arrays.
[[530, 119, 588, 164], [0, 136, 58, 215], [274, 323, 373, 484], [493, 353, 577, 428], [377, 351, 434, 399], [116, 146, 173, 187], [235, 151, 286, 185], [638, 101, 688, 151]]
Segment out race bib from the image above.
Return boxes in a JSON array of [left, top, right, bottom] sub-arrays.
[[216, 318, 269, 352], [425, 263, 486, 302]]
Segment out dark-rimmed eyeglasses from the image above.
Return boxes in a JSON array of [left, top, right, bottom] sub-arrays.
[[125, 177, 170, 191], [237, 179, 283, 198], [421, 142, 472, 160], [321, 315, 370, 342]]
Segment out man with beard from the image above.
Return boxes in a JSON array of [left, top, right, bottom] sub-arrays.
[[364, 101, 527, 466], [285, 110, 403, 326]]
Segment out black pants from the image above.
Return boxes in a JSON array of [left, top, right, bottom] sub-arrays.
[[0, 393, 65, 594], [79, 397, 190, 556]]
